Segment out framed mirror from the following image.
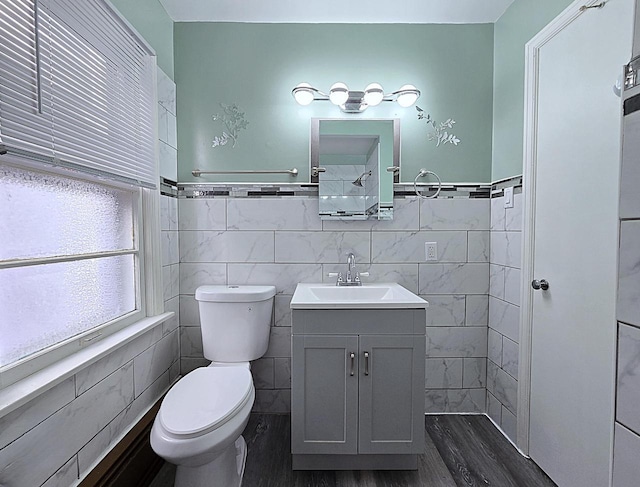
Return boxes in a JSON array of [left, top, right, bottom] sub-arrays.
[[310, 119, 400, 220]]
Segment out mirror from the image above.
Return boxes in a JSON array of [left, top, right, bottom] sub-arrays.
[[311, 119, 399, 220]]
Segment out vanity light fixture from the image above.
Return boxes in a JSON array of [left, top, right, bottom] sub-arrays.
[[292, 82, 420, 113]]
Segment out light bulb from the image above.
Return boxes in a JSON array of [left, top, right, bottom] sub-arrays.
[[396, 84, 420, 107], [329, 82, 349, 106], [292, 83, 315, 106], [364, 83, 384, 106]]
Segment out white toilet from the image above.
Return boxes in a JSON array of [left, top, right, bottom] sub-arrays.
[[151, 284, 276, 487]]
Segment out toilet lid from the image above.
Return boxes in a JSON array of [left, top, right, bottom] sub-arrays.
[[195, 285, 276, 302], [159, 367, 253, 437]]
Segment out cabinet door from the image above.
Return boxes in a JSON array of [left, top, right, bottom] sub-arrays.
[[358, 335, 426, 454], [291, 335, 359, 454]]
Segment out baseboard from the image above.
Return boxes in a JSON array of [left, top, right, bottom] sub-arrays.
[[79, 399, 164, 487]]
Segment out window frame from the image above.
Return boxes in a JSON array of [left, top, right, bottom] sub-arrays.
[[0, 154, 153, 388]]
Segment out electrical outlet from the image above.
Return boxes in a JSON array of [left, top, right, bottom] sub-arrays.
[[425, 242, 438, 261]]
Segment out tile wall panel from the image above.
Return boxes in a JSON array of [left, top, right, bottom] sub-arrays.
[[41, 457, 78, 487], [227, 197, 321, 231], [487, 360, 517, 414], [424, 388, 485, 413], [420, 198, 490, 230], [487, 391, 502, 425], [614, 121, 640, 478], [487, 188, 522, 442], [617, 323, 640, 435], [178, 194, 490, 413], [619, 118, 640, 220], [0, 364, 134, 486], [178, 199, 226, 231], [158, 68, 177, 182], [465, 295, 489, 326], [0, 377, 75, 450], [613, 423, 640, 487], [618, 221, 640, 327]]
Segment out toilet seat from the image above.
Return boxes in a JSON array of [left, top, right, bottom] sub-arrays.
[[158, 367, 253, 439]]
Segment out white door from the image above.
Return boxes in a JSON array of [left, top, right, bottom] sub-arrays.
[[523, 1, 633, 486]]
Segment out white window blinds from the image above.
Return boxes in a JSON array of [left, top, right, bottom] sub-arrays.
[[0, 0, 157, 188], [0, 0, 54, 157]]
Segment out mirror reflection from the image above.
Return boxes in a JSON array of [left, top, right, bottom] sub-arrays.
[[310, 119, 399, 220]]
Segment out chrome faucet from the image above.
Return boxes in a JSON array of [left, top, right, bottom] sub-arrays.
[[346, 252, 356, 282], [339, 252, 368, 286]]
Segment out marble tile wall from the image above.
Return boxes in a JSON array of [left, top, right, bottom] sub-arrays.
[[161, 194, 180, 339], [159, 66, 180, 350], [0, 325, 179, 486], [613, 135, 640, 484], [486, 187, 522, 442], [177, 194, 490, 414], [158, 68, 177, 183]]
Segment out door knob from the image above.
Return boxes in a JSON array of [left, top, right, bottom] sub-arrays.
[[532, 279, 549, 291]]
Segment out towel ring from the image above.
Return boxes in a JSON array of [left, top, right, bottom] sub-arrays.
[[414, 169, 442, 199]]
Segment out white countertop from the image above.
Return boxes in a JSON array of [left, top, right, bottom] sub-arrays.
[[290, 282, 429, 310]]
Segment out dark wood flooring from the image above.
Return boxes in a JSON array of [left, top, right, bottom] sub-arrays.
[[150, 414, 556, 487]]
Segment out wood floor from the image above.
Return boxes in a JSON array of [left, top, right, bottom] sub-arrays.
[[150, 414, 556, 487]]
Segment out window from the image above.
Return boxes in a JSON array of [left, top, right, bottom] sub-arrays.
[[0, 161, 144, 369], [0, 0, 158, 385]]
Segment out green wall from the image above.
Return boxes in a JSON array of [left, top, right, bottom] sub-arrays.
[[111, 0, 175, 80], [492, 0, 573, 181], [174, 23, 494, 183]]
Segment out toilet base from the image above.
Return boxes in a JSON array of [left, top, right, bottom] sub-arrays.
[[174, 436, 248, 487]]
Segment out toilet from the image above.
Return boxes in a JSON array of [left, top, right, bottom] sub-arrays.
[[151, 284, 276, 487]]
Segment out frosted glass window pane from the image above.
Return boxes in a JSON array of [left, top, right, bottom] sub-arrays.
[[0, 165, 135, 261], [0, 255, 136, 366]]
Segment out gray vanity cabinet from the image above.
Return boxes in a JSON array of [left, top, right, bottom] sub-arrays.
[[291, 335, 359, 455], [291, 309, 426, 470]]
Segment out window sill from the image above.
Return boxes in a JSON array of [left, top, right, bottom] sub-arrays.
[[0, 312, 174, 420]]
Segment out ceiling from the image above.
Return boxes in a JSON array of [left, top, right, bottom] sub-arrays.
[[158, 0, 515, 24]]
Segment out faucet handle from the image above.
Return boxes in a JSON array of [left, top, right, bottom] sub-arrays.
[[354, 271, 369, 284], [327, 272, 343, 284]]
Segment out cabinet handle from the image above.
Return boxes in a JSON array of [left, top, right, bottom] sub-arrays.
[[364, 351, 369, 376], [350, 352, 355, 376]]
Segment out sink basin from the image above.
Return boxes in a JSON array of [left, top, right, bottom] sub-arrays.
[[290, 283, 428, 309], [308, 286, 393, 301]]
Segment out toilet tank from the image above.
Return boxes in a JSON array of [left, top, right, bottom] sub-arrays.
[[195, 285, 276, 363]]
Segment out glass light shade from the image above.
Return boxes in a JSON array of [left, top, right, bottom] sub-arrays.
[[396, 84, 420, 107], [329, 82, 349, 106], [364, 83, 384, 106], [292, 82, 315, 106]]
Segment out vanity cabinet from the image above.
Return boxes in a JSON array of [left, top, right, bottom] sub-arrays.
[[291, 308, 426, 470]]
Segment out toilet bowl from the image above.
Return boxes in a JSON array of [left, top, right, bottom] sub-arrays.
[[150, 285, 276, 487], [151, 366, 254, 486]]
